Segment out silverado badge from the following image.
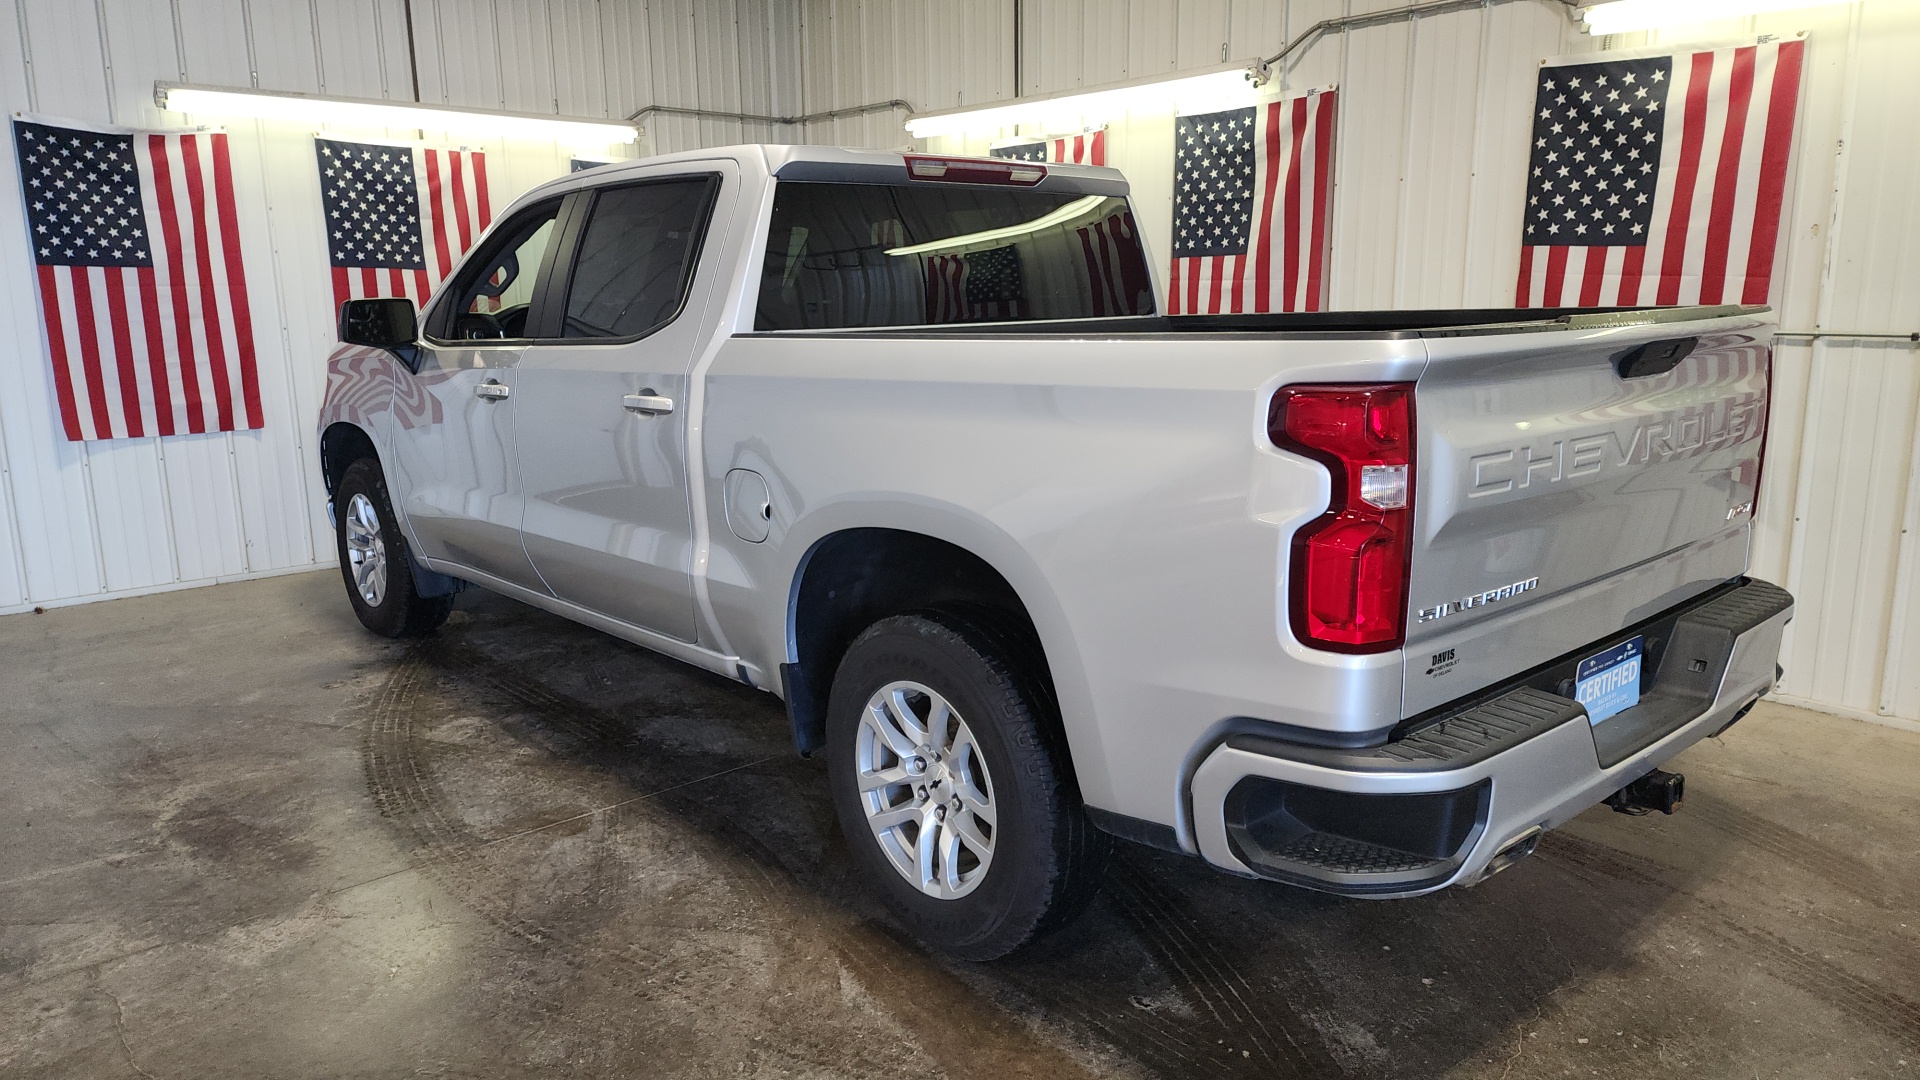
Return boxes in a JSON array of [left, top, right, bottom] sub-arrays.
[[1418, 577, 1540, 623]]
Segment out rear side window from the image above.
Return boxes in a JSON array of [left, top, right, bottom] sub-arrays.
[[755, 180, 1154, 330], [561, 177, 716, 339]]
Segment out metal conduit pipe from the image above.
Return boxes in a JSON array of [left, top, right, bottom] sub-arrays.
[[625, 99, 915, 128], [1773, 331, 1920, 342], [1260, 0, 1584, 79], [627, 0, 1584, 136]]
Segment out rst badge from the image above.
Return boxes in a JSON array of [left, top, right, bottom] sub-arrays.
[[1418, 577, 1540, 623]]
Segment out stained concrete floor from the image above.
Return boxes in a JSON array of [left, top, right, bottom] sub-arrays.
[[2, 570, 1918, 1079]]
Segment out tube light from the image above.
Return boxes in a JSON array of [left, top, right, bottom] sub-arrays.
[[155, 82, 638, 145], [885, 195, 1109, 256], [1582, 0, 1847, 33], [904, 60, 1270, 139]]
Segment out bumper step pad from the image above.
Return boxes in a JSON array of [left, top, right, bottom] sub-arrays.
[[1226, 688, 1587, 774], [1265, 831, 1447, 875], [1223, 779, 1491, 894]]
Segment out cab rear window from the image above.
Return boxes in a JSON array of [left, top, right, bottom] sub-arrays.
[[754, 180, 1154, 331]]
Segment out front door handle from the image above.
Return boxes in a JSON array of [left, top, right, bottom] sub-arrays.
[[475, 379, 509, 401], [623, 392, 675, 416]]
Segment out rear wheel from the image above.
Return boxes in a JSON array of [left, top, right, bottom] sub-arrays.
[[333, 457, 452, 638], [826, 613, 1108, 960]]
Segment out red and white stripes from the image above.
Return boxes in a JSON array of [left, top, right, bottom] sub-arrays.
[[1076, 210, 1153, 317], [38, 130, 261, 441], [329, 145, 491, 314], [1051, 128, 1106, 166], [1168, 88, 1337, 315], [1517, 38, 1804, 309]]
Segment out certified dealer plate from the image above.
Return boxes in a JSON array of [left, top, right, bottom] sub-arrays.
[[1575, 636, 1644, 725]]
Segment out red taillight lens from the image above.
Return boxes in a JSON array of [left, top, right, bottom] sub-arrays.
[[1270, 383, 1416, 652]]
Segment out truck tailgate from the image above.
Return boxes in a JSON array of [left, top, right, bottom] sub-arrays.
[[1405, 314, 1770, 715]]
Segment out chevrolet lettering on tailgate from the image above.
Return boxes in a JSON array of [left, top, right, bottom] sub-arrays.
[[1467, 398, 1765, 499]]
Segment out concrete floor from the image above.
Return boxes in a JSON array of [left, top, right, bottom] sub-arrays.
[[3, 571, 1918, 1079]]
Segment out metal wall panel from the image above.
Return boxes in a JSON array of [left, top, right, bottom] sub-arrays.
[[9, 0, 119, 603], [423, 0, 508, 108], [245, 0, 324, 94], [1329, 19, 1413, 307], [1459, 1, 1566, 305], [315, 0, 406, 99], [1392, 8, 1482, 308], [597, 0, 654, 133], [0, 0, 787, 616], [1779, 345, 1917, 711], [549, 0, 609, 117], [495, 0, 558, 113]]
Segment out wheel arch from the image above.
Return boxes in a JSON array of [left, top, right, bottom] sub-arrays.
[[319, 423, 461, 602], [319, 421, 379, 500], [776, 506, 1106, 807]]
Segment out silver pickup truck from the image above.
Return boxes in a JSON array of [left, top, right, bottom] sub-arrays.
[[318, 145, 1791, 960]]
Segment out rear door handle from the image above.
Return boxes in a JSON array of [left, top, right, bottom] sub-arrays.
[[475, 379, 509, 401], [623, 392, 675, 416]]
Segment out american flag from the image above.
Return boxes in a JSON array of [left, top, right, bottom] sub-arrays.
[[1077, 210, 1153, 317], [1516, 37, 1805, 308], [13, 118, 261, 441], [1167, 88, 1337, 315], [318, 138, 490, 316], [925, 246, 1025, 322], [990, 127, 1107, 166]]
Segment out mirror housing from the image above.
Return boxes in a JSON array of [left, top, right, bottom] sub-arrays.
[[339, 298, 421, 367]]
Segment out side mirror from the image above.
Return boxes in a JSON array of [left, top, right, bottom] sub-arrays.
[[339, 297, 418, 350]]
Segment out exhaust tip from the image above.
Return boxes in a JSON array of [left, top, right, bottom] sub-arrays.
[[1470, 826, 1544, 886]]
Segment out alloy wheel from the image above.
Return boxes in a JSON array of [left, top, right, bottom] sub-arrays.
[[854, 680, 998, 899], [343, 492, 389, 607]]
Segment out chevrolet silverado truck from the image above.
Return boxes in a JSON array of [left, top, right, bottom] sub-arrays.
[[317, 145, 1792, 960]]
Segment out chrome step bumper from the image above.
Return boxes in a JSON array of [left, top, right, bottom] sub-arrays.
[[1189, 578, 1793, 896]]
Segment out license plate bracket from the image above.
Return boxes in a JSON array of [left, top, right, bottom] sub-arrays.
[[1575, 635, 1645, 726]]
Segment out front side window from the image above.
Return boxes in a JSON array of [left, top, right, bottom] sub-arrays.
[[439, 200, 562, 340], [560, 177, 717, 339], [755, 180, 1155, 331]]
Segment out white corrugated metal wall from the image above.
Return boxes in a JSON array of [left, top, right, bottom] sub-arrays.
[[3, 1, 1915, 732], [801, 0, 1920, 729], [0, 0, 797, 617]]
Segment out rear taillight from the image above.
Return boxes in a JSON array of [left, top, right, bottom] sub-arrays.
[[1269, 383, 1417, 652]]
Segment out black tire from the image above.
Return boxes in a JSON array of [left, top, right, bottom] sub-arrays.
[[333, 457, 453, 639], [825, 613, 1109, 960]]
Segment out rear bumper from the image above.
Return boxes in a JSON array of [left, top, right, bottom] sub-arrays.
[[1188, 578, 1793, 896]]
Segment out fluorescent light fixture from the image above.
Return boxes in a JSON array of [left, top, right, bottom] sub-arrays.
[[904, 60, 1270, 139], [155, 82, 638, 145], [1581, 0, 1844, 33], [885, 195, 1109, 256]]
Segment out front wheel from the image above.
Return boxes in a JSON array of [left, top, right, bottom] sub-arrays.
[[333, 457, 452, 638], [826, 614, 1109, 960]]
